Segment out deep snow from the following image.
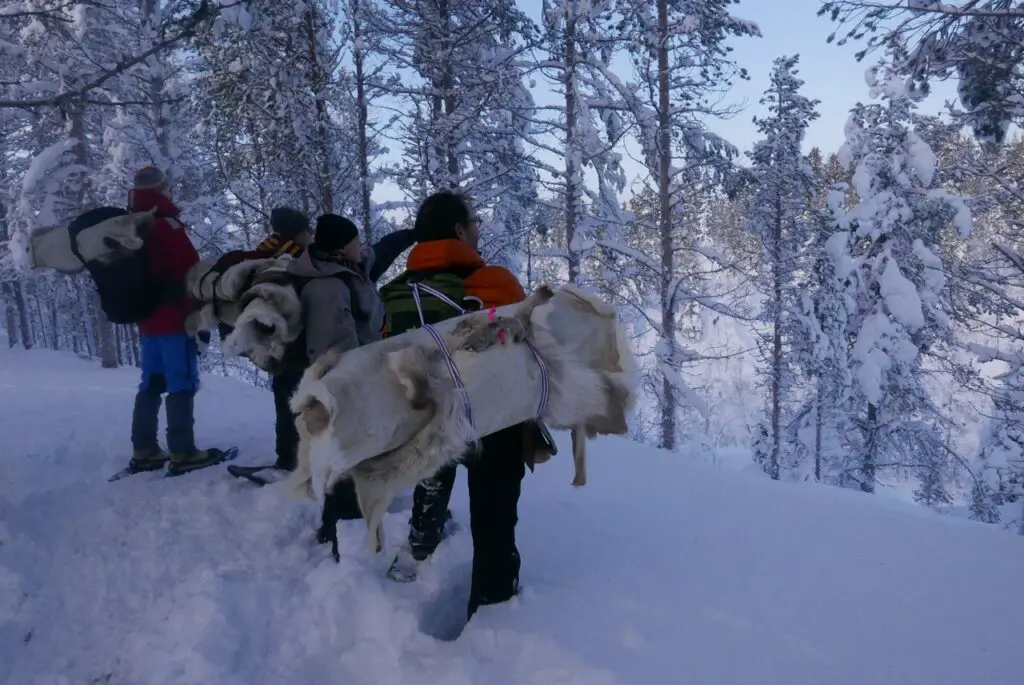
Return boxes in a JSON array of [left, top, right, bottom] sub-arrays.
[[1, 347, 1022, 685]]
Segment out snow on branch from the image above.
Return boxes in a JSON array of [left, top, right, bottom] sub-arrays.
[[0, 0, 236, 110]]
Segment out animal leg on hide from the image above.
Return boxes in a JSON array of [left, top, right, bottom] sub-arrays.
[[570, 425, 587, 487], [350, 472, 390, 555]]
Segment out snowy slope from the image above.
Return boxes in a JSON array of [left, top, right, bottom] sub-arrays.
[[1, 347, 1022, 685]]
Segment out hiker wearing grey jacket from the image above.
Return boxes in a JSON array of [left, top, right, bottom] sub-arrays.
[[285, 213, 415, 532], [285, 214, 403, 363]]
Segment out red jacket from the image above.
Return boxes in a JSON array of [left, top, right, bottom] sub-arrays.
[[129, 188, 200, 336]]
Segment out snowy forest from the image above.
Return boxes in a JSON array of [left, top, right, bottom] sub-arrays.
[[1, 0, 1023, 530]]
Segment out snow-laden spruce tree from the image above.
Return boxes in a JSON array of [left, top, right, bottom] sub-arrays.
[[743, 54, 820, 480], [831, 61, 971, 500], [788, 186, 858, 484]]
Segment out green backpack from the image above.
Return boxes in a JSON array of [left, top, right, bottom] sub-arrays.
[[379, 266, 482, 338]]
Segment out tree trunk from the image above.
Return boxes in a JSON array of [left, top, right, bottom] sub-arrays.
[[769, 200, 783, 480], [129, 326, 141, 367], [31, 283, 47, 349], [814, 379, 823, 481], [430, 0, 458, 189], [79, 279, 97, 357], [352, 0, 374, 241], [93, 289, 118, 368], [15, 280, 32, 349], [861, 402, 878, 493], [142, 0, 172, 176], [2, 281, 21, 347], [657, 0, 676, 451], [564, 7, 579, 284], [306, 7, 335, 214], [50, 301, 60, 350]]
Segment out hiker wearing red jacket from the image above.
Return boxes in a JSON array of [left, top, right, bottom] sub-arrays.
[[126, 166, 230, 477]]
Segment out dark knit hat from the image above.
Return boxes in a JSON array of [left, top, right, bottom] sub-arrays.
[[132, 166, 168, 190], [270, 207, 310, 241], [314, 214, 360, 251]]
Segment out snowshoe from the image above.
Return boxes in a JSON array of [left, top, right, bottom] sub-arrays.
[[165, 447, 239, 477], [227, 463, 291, 486]]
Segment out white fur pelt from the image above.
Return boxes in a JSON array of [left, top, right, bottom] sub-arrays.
[[183, 256, 303, 372], [220, 281, 303, 372], [288, 283, 638, 554], [28, 209, 156, 274]]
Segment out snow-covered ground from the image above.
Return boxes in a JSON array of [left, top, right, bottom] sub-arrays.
[[1, 346, 1022, 685]]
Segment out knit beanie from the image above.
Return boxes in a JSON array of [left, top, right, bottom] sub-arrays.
[[314, 214, 360, 251], [270, 207, 310, 242], [132, 166, 168, 190]]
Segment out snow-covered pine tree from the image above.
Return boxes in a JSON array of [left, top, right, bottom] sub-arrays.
[[368, 0, 537, 263], [819, 0, 1024, 146], [0, 3, 136, 366], [190, 0, 360, 239], [607, 0, 759, 449], [337, 0, 394, 241], [831, 61, 972, 500], [534, 0, 630, 284], [743, 54, 820, 480]]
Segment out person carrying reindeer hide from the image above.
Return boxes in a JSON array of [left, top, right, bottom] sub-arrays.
[[124, 166, 232, 477], [374, 190, 554, 620], [229, 212, 415, 487], [269, 215, 415, 504], [221, 207, 313, 485]]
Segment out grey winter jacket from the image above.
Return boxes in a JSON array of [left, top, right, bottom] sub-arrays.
[[285, 248, 385, 363]]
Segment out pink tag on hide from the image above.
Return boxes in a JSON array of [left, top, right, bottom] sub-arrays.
[[488, 307, 506, 344]]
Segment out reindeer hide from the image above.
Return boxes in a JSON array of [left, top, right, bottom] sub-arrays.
[[287, 284, 639, 554], [28, 210, 156, 274]]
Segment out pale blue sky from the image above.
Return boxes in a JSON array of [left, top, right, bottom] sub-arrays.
[[517, 0, 958, 156]]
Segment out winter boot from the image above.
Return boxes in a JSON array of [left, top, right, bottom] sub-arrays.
[[168, 448, 233, 476], [468, 548, 521, 619], [128, 446, 170, 472], [408, 463, 458, 561], [164, 390, 228, 476]]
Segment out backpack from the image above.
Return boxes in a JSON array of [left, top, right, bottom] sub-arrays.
[[69, 206, 172, 325], [379, 266, 481, 338]]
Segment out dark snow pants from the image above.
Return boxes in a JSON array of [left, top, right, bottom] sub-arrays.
[[408, 422, 526, 618], [271, 368, 303, 470]]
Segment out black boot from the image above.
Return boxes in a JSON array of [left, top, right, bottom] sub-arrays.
[[408, 462, 458, 561]]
